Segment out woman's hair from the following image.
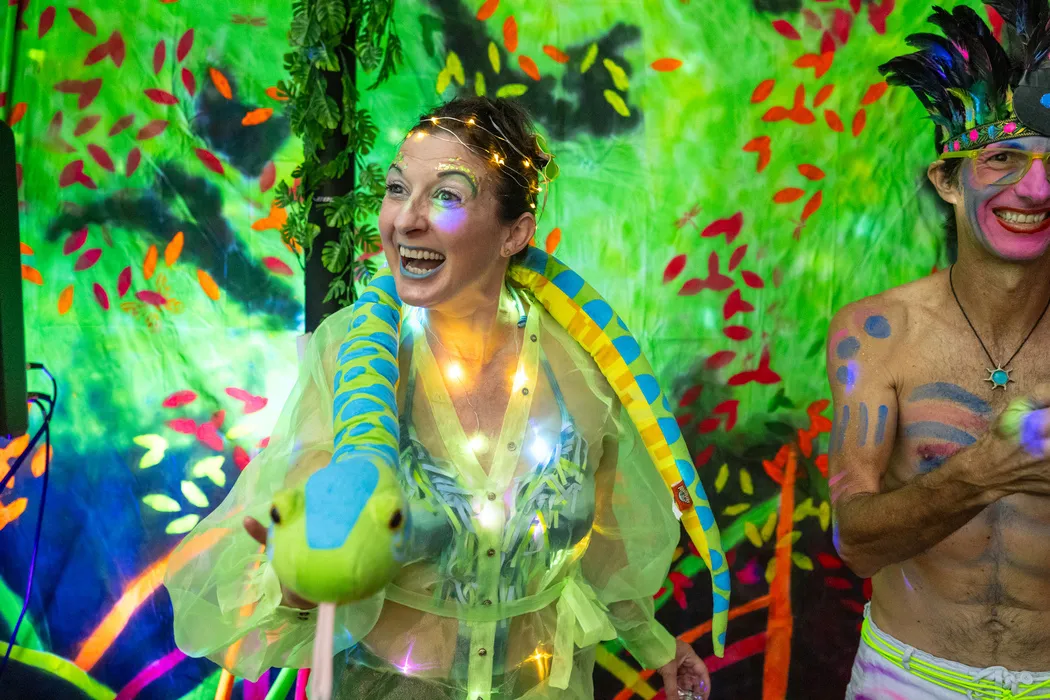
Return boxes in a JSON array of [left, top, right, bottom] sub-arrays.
[[415, 97, 551, 228]]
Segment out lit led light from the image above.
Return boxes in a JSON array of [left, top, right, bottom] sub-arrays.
[[407, 307, 425, 333], [529, 437, 552, 463], [479, 501, 501, 529], [512, 368, 528, 390], [467, 117, 476, 125], [446, 362, 464, 382], [430, 117, 439, 125], [468, 434, 489, 454]]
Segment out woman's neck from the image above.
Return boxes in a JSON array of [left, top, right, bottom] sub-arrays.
[[424, 284, 520, 366]]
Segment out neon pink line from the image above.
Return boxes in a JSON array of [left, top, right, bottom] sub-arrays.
[[294, 669, 310, 700], [115, 649, 186, 700]]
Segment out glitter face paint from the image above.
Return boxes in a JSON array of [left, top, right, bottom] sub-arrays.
[[961, 136, 1050, 261], [435, 157, 479, 194]]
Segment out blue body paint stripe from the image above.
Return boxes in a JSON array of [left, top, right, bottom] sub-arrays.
[[858, 403, 869, 447], [875, 405, 888, 446], [907, 383, 992, 416], [834, 405, 850, 453], [903, 422, 977, 445]]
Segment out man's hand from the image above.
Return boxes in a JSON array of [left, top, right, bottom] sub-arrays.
[[657, 639, 711, 699], [243, 516, 317, 610], [968, 383, 1050, 499]]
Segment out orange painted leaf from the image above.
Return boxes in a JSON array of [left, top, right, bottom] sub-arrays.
[[195, 148, 225, 175], [651, 58, 683, 72], [774, 187, 805, 203], [30, 445, 52, 477], [209, 68, 232, 99], [802, 190, 823, 221], [762, 106, 788, 122], [860, 81, 888, 105], [145, 89, 178, 105], [241, 108, 273, 125], [165, 231, 184, 266], [197, 269, 220, 300], [21, 264, 42, 285], [0, 498, 28, 531], [58, 285, 74, 315], [545, 227, 561, 253], [518, 55, 540, 81], [265, 86, 288, 102], [824, 110, 844, 132], [544, 45, 570, 63], [814, 84, 834, 107], [8, 102, 26, 127], [742, 136, 771, 172], [797, 164, 825, 180], [20, 241, 33, 255], [503, 16, 518, 53], [751, 79, 775, 103], [144, 244, 158, 280], [476, 0, 498, 20], [852, 109, 867, 136]]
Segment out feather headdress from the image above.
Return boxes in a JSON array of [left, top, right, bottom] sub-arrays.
[[879, 1, 1050, 153]]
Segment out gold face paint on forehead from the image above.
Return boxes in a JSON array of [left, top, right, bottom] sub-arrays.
[[392, 151, 407, 169], [435, 156, 480, 192]]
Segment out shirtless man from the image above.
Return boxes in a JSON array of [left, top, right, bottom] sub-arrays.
[[829, 3, 1050, 698]]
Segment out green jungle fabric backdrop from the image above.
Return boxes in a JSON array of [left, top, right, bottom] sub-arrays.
[[0, 0, 965, 698]]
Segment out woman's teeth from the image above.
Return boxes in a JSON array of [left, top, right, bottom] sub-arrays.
[[399, 245, 446, 261], [996, 210, 1050, 225], [400, 245, 446, 274]]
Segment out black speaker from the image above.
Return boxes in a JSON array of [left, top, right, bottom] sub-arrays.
[[0, 120, 26, 438]]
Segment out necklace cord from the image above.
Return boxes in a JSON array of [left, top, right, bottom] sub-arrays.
[[949, 263, 1050, 369]]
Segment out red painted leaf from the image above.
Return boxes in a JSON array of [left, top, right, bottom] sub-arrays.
[[54, 79, 102, 109], [825, 577, 853, 590], [698, 418, 720, 434], [701, 212, 743, 243], [117, 266, 132, 297], [234, 446, 251, 470], [724, 325, 752, 341], [73, 115, 99, 136], [153, 41, 166, 75], [798, 164, 825, 180], [860, 81, 888, 106], [226, 387, 268, 414], [863, 578, 873, 599], [196, 422, 224, 452], [868, 0, 894, 34], [136, 290, 167, 306], [741, 271, 764, 289], [136, 120, 168, 140], [68, 8, 96, 35], [814, 84, 834, 107], [59, 160, 84, 188], [194, 148, 224, 175], [729, 245, 748, 271], [126, 147, 141, 176], [832, 9, 853, 46], [663, 254, 686, 283], [705, 351, 736, 370], [713, 399, 740, 431], [676, 413, 694, 428], [693, 445, 715, 467], [774, 187, 805, 203], [742, 136, 771, 172], [802, 190, 823, 221], [850, 0, 862, 11], [163, 390, 197, 408], [15, 163, 21, 189], [92, 283, 109, 310], [825, 110, 844, 132], [771, 19, 801, 40], [987, 6, 1004, 41], [108, 115, 134, 136], [176, 29, 194, 62], [842, 599, 865, 614], [87, 144, 114, 172], [679, 384, 703, 407], [145, 89, 178, 105], [802, 9, 822, 29], [263, 257, 293, 276], [817, 552, 843, 569], [518, 55, 540, 81], [723, 289, 755, 320], [852, 108, 867, 136], [210, 409, 226, 429], [476, 0, 499, 20], [38, 6, 55, 38], [181, 68, 196, 97], [75, 248, 102, 271], [727, 347, 781, 386], [167, 418, 198, 434], [108, 31, 126, 67], [258, 437, 270, 449], [762, 106, 788, 122], [64, 228, 87, 255], [751, 79, 775, 104], [259, 161, 276, 193]]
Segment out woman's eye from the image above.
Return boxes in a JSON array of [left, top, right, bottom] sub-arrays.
[[385, 182, 406, 195], [435, 189, 462, 204]]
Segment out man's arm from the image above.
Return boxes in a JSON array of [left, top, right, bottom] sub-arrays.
[[827, 302, 996, 579]]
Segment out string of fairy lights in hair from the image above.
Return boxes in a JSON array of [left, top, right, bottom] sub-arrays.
[[405, 115, 560, 217]]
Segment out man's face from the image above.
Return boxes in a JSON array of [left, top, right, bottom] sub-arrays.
[[957, 135, 1050, 261]]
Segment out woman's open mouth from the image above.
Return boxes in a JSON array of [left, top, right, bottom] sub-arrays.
[[993, 207, 1050, 234], [399, 245, 447, 279]]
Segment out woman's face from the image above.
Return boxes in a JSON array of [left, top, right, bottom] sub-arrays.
[[378, 131, 534, 311]]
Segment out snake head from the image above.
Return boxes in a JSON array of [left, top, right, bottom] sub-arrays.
[[268, 455, 407, 604]]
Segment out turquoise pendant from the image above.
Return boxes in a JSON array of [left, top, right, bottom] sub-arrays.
[[986, 364, 1012, 389]]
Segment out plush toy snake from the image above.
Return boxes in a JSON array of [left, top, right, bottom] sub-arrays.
[[268, 247, 730, 699]]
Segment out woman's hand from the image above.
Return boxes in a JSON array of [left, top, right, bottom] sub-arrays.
[[657, 639, 711, 699], [243, 516, 318, 611]]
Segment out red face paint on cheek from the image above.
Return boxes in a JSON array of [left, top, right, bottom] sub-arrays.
[[965, 167, 1050, 260]]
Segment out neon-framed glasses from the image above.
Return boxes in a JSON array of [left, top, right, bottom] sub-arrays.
[[940, 147, 1050, 187]]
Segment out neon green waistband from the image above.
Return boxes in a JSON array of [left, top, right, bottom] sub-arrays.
[[860, 617, 1050, 699]]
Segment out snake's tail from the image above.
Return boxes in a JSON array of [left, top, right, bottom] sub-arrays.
[[309, 603, 337, 700]]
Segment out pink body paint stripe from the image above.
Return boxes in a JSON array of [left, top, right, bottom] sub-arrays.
[[294, 669, 310, 700], [114, 649, 186, 700]]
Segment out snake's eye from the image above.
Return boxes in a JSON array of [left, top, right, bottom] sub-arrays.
[[388, 509, 403, 530], [270, 506, 281, 525]]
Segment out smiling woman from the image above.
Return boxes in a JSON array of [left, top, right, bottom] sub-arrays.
[[165, 97, 717, 700]]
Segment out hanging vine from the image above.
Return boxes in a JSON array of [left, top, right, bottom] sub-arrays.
[[276, 0, 401, 307]]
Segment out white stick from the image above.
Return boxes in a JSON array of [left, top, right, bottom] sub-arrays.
[[309, 602, 336, 700]]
